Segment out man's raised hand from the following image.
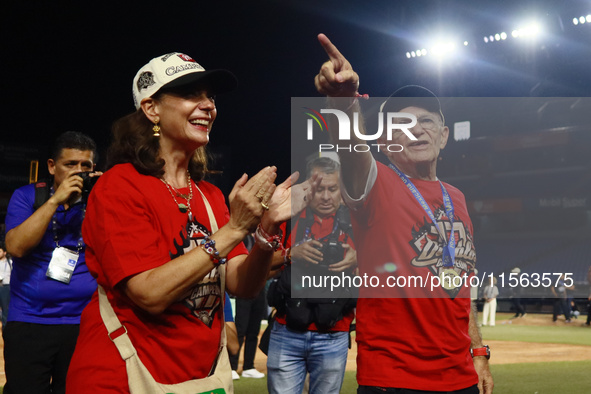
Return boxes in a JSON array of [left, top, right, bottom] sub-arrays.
[[314, 33, 359, 97]]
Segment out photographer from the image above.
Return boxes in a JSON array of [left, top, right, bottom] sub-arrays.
[[3, 131, 100, 394], [267, 156, 357, 394]]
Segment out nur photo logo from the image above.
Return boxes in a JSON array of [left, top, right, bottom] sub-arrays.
[[303, 104, 421, 153]]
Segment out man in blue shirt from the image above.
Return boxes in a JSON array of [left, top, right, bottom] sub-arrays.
[[4, 131, 100, 394]]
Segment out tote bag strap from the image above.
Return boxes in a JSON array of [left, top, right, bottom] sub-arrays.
[[97, 184, 229, 364], [97, 285, 136, 361]]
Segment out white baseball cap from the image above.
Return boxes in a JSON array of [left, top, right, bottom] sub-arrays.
[[132, 52, 237, 109]]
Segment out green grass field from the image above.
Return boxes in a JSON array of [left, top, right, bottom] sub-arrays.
[[480, 323, 590, 345], [490, 361, 591, 394], [235, 362, 591, 394], [234, 313, 591, 393], [479, 312, 590, 345]]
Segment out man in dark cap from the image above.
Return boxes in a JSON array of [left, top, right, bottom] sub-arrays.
[[313, 34, 493, 394]]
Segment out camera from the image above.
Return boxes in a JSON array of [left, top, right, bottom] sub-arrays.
[[75, 171, 99, 201], [317, 240, 345, 266]]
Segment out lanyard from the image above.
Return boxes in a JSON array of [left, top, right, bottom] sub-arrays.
[[388, 164, 455, 268], [50, 187, 85, 253]]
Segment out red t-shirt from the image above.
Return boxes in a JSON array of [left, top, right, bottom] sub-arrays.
[[353, 161, 478, 391], [275, 208, 355, 332], [66, 164, 247, 393]]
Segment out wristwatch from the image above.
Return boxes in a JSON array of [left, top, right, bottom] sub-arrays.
[[470, 345, 490, 359]]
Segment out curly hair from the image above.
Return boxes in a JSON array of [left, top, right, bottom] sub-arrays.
[[106, 108, 208, 182]]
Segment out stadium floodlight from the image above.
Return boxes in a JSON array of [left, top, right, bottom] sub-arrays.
[[403, 17, 549, 59], [511, 22, 542, 39], [586, 15, 591, 23], [573, 17, 579, 25], [522, 24, 537, 36], [429, 41, 457, 58], [579, 16, 585, 24]]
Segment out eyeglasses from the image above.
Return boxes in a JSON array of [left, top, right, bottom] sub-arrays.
[[392, 115, 443, 132], [417, 115, 442, 131]]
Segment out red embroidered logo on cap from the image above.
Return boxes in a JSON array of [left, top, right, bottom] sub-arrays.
[[177, 54, 196, 62]]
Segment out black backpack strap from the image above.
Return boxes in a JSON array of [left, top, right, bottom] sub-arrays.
[[33, 181, 51, 211], [335, 205, 354, 240]]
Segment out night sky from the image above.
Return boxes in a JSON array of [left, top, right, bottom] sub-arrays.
[[2, 0, 591, 195]]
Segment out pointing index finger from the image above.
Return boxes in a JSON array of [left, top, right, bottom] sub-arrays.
[[318, 33, 346, 67]]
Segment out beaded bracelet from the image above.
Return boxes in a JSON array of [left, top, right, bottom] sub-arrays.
[[254, 224, 283, 251], [200, 236, 227, 266]]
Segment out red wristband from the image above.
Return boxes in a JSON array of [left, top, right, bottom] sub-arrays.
[[470, 345, 490, 359]]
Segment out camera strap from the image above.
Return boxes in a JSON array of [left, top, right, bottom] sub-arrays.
[[295, 206, 350, 245]]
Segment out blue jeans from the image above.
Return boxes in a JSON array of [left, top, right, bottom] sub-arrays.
[[267, 322, 349, 394]]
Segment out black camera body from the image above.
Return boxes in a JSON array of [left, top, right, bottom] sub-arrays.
[[76, 171, 99, 200], [316, 240, 345, 266]]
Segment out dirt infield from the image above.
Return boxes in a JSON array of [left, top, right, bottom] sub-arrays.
[[485, 340, 591, 365], [485, 314, 591, 365]]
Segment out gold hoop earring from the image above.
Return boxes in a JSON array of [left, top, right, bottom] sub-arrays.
[[152, 122, 161, 137]]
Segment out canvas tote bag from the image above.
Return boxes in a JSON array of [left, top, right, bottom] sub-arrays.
[[98, 187, 233, 394]]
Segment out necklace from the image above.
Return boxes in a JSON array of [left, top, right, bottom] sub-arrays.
[[160, 171, 193, 214]]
